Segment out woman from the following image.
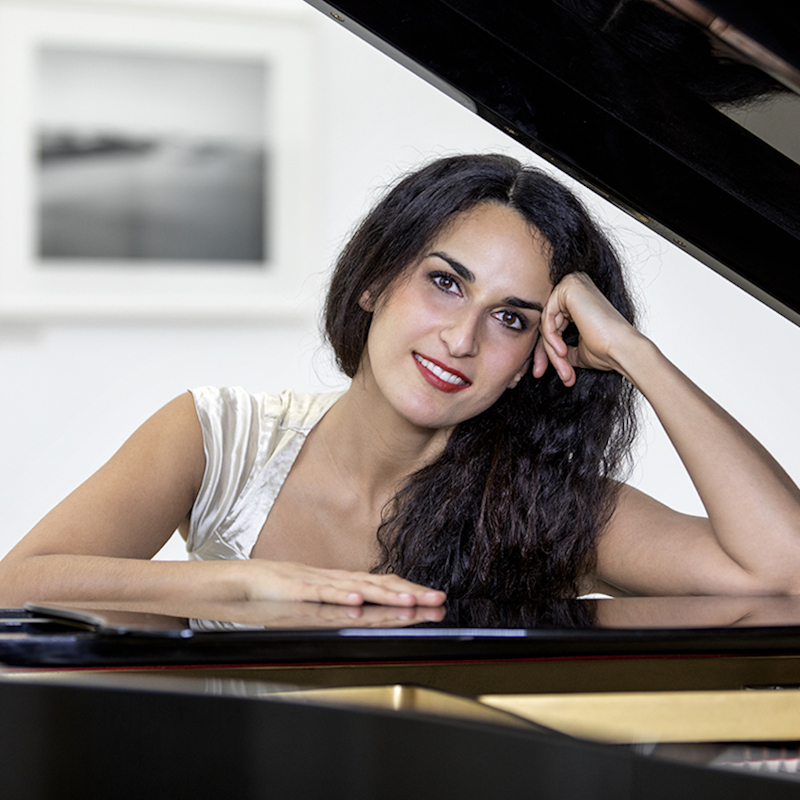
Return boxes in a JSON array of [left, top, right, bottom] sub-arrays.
[[1, 154, 799, 607]]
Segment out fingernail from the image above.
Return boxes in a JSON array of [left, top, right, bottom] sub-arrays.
[[397, 592, 412, 602]]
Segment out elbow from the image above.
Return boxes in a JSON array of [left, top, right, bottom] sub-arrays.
[[739, 565, 800, 597]]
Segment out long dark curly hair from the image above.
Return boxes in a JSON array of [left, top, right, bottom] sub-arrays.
[[325, 154, 638, 600]]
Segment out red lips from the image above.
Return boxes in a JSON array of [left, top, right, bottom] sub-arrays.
[[413, 353, 471, 393]]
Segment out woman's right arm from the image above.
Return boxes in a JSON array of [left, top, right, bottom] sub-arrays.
[[0, 394, 445, 608]]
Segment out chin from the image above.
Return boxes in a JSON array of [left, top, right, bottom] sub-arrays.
[[397, 392, 492, 431], [390, 393, 458, 430]]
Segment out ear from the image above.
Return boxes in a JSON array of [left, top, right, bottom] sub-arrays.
[[507, 356, 532, 389], [358, 289, 375, 312]]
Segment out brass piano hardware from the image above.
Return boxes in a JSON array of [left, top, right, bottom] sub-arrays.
[[264, 684, 535, 729], [330, 12, 345, 22], [480, 689, 800, 744]]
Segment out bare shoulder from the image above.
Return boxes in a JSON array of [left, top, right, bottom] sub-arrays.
[[121, 392, 205, 473], [4, 393, 206, 562]]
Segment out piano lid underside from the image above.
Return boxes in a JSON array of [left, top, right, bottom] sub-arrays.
[[305, 0, 800, 325]]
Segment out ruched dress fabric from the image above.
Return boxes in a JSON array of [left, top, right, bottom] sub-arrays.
[[187, 386, 345, 563]]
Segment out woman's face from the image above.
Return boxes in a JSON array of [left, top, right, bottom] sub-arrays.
[[358, 202, 553, 431]]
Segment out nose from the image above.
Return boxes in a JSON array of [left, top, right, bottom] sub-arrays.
[[440, 310, 481, 358]]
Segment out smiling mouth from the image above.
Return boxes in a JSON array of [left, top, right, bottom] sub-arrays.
[[413, 353, 471, 392]]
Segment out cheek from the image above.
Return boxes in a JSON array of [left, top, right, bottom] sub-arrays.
[[379, 290, 441, 337], [487, 329, 537, 371], [366, 299, 426, 366]]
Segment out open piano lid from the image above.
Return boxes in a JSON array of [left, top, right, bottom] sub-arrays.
[[303, 0, 800, 325]]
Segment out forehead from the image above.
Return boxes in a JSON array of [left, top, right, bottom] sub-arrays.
[[429, 203, 553, 294]]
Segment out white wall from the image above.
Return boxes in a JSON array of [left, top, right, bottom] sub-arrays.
[[2, 0, 799, 561]]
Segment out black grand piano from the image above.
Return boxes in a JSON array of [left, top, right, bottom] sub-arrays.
[[3, 1, 800, 797]]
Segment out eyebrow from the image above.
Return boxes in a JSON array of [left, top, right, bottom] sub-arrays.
[[502, 296, 543, 312], [430, 251, 475, 283], [428, 251, 544, 312]]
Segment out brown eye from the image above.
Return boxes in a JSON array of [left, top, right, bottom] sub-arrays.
[[430, 272, 460, 294], [494, 310, 525, 330]]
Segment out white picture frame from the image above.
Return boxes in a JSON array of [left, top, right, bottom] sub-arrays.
[[0, 1, 318, 320]]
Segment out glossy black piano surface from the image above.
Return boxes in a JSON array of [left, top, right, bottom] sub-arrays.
[[304, 0, 800, 324], [4, 596, 800, 798], [2, 595, 800, 668]]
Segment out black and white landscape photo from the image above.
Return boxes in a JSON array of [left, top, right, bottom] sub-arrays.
[[36, 47, 268, 262]]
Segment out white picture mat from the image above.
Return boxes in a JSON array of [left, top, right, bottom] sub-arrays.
[[0, 2, 317, 319]]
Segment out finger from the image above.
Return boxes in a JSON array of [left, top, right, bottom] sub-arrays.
[[262, 566, 367, 606], [532, 335, 549, 379], [257, 562, 446, 607], [539, 328, 576, 386], [349, 581, 442, 607], [311, 582, 415, 608], [540, 295, 570, 354], [540, 316, 569, 359], [300, 575, 444, 608], [343, 571, 447, 606], [313, 585, 367, 606]]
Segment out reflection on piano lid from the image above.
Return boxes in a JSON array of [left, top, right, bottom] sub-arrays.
[[303, 0, 800, 324], [20, 594, 800, 631], [0, 595, 798, 668]]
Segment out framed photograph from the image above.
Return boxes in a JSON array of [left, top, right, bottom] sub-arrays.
[[0, 1, 317, 319]]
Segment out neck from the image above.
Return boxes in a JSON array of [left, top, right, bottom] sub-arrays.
[[315, 375, 451, 508]]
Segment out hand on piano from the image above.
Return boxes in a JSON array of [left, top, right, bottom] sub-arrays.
[[189, 598, 448, 628], [233, 559, 447, 607]]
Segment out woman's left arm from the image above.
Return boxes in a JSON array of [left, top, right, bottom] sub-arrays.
[[534, 272, 800, 596]]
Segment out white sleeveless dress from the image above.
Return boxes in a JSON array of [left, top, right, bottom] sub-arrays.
[[186, 386, 345, 562]]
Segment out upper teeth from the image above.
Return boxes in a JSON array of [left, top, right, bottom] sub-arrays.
[[414, 354, 468, 385]]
